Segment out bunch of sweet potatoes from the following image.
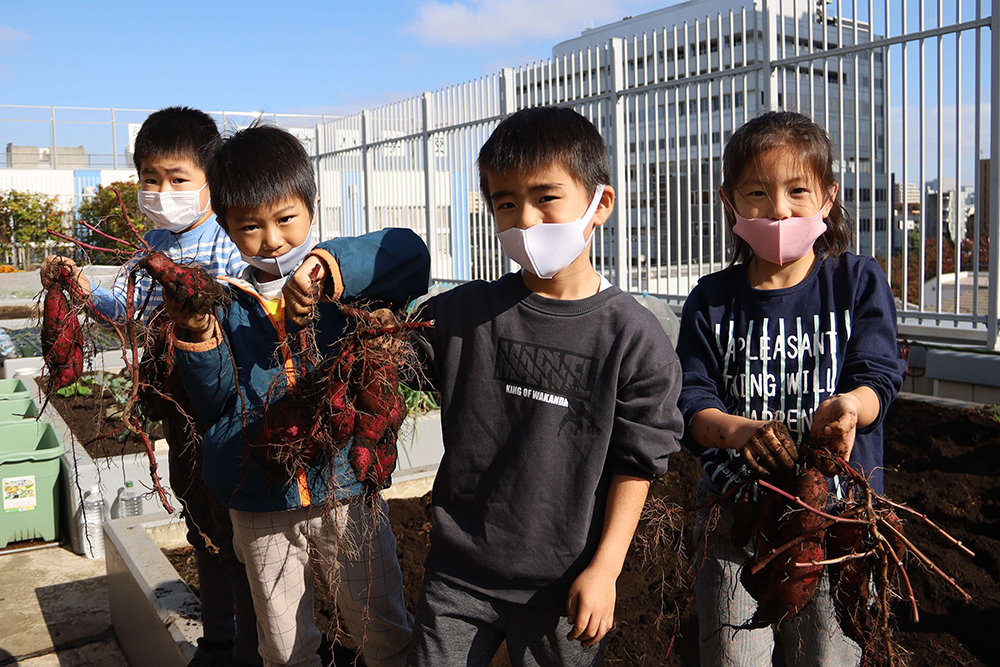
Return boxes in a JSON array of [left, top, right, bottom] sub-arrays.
[[255, 304, 431, 494]]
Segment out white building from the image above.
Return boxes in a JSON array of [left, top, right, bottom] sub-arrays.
[[551, 0, 890, 262]]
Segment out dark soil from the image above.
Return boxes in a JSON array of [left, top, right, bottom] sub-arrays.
[[48, 370, 163, 459], [160, 397, 997, 666]]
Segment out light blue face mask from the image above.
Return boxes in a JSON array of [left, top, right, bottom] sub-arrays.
[[240, 230, 316, 277]]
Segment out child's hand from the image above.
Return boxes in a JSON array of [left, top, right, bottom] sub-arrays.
[[740, 420, 798, 476], [40, 255, 90, 301], [162, 293, 214, 343], [566, 563, 616, 648], [283, 256, 328, 328], [810, 393, 861, 471]]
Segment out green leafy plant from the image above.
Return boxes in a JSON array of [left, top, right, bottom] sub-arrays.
[[55, 377, 94, 398], [399, 384, 440, 415], [99, 372, 133, 406]]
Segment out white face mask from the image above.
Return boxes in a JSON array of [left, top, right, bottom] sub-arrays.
[[496, 186, 605, 279], [241, 229, 316, 278], [138, 183, 211, 233]]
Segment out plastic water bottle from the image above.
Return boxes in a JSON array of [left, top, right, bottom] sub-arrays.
[[0, 327, 18, 361], [83, 484, 106, 559], [119, 480, 143, 517]]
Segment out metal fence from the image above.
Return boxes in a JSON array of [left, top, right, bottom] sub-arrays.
[[1, 1, 997, 347], [0, 106, 330, 170], [312, 0, 999, 348]]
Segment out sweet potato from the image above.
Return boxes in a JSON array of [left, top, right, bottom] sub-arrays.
[[138, 251, 224, 317], [745, 466, 829, 627], [348, 431, 398, 489], [136, 306, 189, 421], [41, 287, 83, 391], [325, 380, 356, 443], [827, 519, 872, 644], [256, 394, 324, 467]]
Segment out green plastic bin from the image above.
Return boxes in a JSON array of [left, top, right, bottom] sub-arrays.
[[0, 378, 31, 400], [0, 398, 40, 422], [0, 421, 65, 547]]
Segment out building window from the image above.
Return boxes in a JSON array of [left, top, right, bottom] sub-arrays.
[[875, 188, 887, 202], [875, 218, 887, 232], [859, 218, 871, 232], [712, 131, 721, 143], [735, 92, 744, 108], [845, 187, 855, 202], [860, 188, 871, 202]]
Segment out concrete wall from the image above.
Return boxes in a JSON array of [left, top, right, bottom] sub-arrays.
[[901, 345, 1000, 404]]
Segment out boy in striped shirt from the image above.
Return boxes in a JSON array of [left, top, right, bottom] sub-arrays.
[[42, 106, 259, 667]]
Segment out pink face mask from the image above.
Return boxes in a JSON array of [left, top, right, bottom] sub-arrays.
[[731, 205, 828, 266]]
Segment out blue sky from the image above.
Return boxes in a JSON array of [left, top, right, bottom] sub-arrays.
[[1, 0, 674, 115]]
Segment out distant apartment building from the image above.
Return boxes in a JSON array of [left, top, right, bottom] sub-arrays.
[[925, 178, 976, 244], [6, 143, 88, 169], [550, 0, 889, 263]]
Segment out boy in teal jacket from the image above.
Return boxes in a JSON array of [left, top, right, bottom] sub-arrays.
[[167, 124, 428, 667]]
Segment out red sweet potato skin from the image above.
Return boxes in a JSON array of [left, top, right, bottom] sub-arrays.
[[138, 251, 224, 317], [745, 467, 829, 627], [41, 288, 83, 391], [136, 307, 190, 421], [827, 519, 872, 644]]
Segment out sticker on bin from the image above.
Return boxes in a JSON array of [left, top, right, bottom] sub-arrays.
[[3, 475, 36, 513]]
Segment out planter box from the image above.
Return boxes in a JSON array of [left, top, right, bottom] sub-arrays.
[[0, 420, 65, 546], [14, 374, 177, 558], [0, 378, 30, 399], [394, 410, 444, 483], [0, 397, 39, 421], [105, 513, 200, 667]]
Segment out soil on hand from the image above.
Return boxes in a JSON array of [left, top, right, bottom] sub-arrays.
[[48, 371, 163, 459], [164, 397, 999, 666]]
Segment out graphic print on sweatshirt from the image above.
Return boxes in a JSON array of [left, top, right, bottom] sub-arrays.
[[717, 310, 852, 441], [494, 337, 598, 434]]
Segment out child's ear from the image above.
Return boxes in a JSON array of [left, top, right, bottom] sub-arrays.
[[592, 186, 615, 227], [718, 186, 734, 212], [822, 183, 839, 217]]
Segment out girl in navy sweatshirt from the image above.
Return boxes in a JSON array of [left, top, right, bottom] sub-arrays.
[[676, 111, 906, 666]]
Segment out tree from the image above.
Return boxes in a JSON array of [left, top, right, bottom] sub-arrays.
[[77, 181, 153, 262], [0, 189, 66, 269]]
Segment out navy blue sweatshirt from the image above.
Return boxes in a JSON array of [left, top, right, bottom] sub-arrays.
[[676, 253, 906, 495]]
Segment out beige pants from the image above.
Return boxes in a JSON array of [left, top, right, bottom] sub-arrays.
[[231, 498, 413, 667]]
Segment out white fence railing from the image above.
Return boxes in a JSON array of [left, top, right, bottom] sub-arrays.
[[311, 0, 998, 348], [2, 1, 997, 348]]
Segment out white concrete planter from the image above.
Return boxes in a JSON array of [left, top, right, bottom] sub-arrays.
[[105, 513, 199, 667], [394, 409, 443, 483]]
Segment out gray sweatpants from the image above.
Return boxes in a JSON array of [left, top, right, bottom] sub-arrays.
[[231, 497, 413, 667], [408, 572, 604, 667]]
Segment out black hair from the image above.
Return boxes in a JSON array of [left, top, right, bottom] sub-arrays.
[[208, 123, 316, 227], [477, 106, 610, 209], [720, 110, 851, 265], [132, 106, 221, 173]]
